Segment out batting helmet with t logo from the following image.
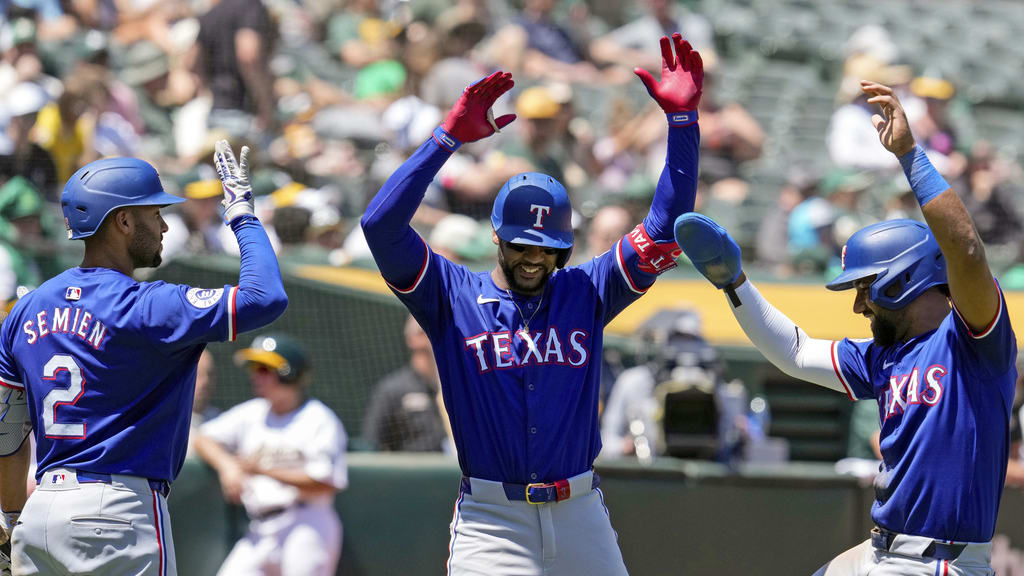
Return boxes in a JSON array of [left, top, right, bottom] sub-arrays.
[[61, 157, 185, 240], [826, 219, 947, 310], [491, 172, 573, 267]]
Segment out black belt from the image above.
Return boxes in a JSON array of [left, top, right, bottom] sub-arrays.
[[870, 527, 967, 561], [76, 471, 170, 498], [460, 474, 601, 504], [250, 502, 306, 521]]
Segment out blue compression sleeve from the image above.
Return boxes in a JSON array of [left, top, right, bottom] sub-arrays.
[[361, 136, 454, 287], [642, 124, 699, 242], [231, 215, 288, 333]]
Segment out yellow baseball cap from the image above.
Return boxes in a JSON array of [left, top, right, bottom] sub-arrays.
[[184, 180, 223, 200], [516, 87, 561, 120], [911, 76, 955, 101]]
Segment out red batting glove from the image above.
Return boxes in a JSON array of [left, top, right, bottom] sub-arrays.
[[439, 71, 516, 145], [634, 33, 703, 117]]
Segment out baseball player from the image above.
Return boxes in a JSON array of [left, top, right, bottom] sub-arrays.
[[0, 141, 288, 575], [674, 81, 1015, 575], [194, 332, 348, 576], [361, 34, 702, 575]]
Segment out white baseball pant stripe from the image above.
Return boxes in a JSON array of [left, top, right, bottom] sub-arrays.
[[813, 535, 993, 575], [447, 472, 628, 576], [12, 468, 175, 576]]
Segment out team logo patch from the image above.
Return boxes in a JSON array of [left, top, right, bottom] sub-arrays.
[[186, 287, 224, 309], [65, 287, 81, 301], [841, 244, 847, 270], [50, 473, 65, 485]]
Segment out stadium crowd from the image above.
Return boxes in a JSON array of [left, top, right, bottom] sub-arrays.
[[3, 0, 1024, 464]]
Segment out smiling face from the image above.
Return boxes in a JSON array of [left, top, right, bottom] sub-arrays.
[[494, 233, 559, 296], [852, 276, 907, 346]]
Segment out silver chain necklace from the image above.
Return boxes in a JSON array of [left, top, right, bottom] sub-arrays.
[[506, 289, 544, 332]]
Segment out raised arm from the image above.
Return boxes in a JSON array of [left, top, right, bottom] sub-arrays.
[[634, 34, 701, 247], [674, 213, 847, 393], [216, 141, 288, 336], [360, 72, 515, 289], [861, 81, 998, 332]]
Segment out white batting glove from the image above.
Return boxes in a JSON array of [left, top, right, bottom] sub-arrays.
[[214, 140, 255, 224]]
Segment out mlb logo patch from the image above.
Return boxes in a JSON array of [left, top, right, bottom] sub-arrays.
[[50, 473, 65, 485], [65, 287, 81, 301]]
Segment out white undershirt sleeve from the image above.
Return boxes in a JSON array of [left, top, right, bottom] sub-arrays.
[[728, 280, 847, 393]]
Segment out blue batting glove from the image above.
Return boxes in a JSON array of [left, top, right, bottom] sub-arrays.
[[673, 213, 742, 289]]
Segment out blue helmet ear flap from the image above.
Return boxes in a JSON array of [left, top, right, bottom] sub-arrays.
[[556, 247, 571, 268]]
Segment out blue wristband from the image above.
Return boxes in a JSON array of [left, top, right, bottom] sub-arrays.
[[898, 145, 949, 207], [431, 127, 462, 153], [666, 111, 698, 128]]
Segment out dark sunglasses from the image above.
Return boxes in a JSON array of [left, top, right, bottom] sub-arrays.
[[502, 241, 560, 256]]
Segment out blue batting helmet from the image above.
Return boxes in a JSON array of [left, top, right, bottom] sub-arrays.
[[826, 219, 947, 310], [61, 157, 184, 240], [491, 172, 573, 265]]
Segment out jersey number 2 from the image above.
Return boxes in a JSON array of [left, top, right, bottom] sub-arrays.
[[42, 354, 86, 438]]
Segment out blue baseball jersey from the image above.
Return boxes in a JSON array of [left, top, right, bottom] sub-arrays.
[[362, 126, 699, 485], [831, 286, 1016, 542], [0, 269, 238, 482], [394, 241, 652, 484], [0, 217, 286, 484]]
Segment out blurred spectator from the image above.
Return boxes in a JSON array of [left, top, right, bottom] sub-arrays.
[[34, 64, 107, 183], [162, 178, 236, 260], [428, 213, 481, 264], [0, 81, 58, 199], [362, 315, 451, 453], [591, 98, 665, 192], [909, 73, 972, 177], [195, 333, 347, 576], [961, 141, 1024, 248], [273, 204, 330, 265], [697, 68, 763, 181], [326, 0, 397, 69], [191, 0, 276, 137], [756, 168, 816, 276], [592, 0, 716, 72], [489, 0, 614, 84], [788, 195, 838, 276], [2, 0, 77, 42], [580, 203, 632, 261], [499, 85, 568, 185], [827, 55, 912, 172], [0, 176, 43, 300], [821, 168, 876, 245], [116, 40, 177, 157], [0, 15, 50, 94]]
